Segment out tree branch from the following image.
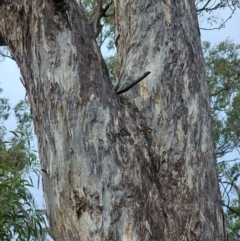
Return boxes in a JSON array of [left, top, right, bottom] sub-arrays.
[[0, 50, 15, 60], [222, 203, 240, 216], [220, 168, 240, 200], [196, 0, 212, 13], [91, 0, 113, 38], [17, 204, 45, 241], [199, 5, 236, 30]]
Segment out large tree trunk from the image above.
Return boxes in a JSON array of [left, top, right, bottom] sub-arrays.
[[0, 0, 228, 240]]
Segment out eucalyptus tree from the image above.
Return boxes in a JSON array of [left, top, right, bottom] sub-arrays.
[[203, 40, 240, 241], [0, 89, 47, 240], [0, 1, 229, 240]]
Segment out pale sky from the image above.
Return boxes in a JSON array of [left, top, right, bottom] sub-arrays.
[[0, 6, 239, 224]]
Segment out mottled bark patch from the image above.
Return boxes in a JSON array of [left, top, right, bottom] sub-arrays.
[[73, 190, 86, 218]]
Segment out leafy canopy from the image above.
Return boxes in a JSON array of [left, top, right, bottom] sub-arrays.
[[0, 88, 48, 241]]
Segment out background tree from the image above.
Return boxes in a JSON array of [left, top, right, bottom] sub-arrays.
[[0, 87, 48, 240], [203, 40, 240, 240], [0, 0, 235, 240]]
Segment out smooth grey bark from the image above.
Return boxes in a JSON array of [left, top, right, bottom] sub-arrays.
[[0, 0, 228, 240]]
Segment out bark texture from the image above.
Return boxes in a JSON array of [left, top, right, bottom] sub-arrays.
[[0, 0, 228, 240]]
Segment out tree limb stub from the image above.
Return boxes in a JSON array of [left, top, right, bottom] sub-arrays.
[[116, 71, 151, 95]]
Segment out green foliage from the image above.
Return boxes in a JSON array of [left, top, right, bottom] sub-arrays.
[[105, 54, 118, 84], [0, 131, 46, 241], [220, 161, 240, 241], [14, 100, 34, 139], [226, 199, 240, 241], [203, 39, 240, 158], [81, 0, 115, 49], [0, 88, 48, 240], [0, 87, 10, 139], [204, 39, 240, 239]]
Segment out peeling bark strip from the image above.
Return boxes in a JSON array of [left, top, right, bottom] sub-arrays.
[[0, 1, 228, 241]]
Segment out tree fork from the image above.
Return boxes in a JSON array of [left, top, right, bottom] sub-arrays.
[[0, 0, 228, 240]]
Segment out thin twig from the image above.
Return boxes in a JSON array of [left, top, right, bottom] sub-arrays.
[[221, 168, 240, 200], [222, 203, 240, 216]]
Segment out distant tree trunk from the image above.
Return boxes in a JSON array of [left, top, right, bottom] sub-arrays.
[[0, 1, 228, 240]]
